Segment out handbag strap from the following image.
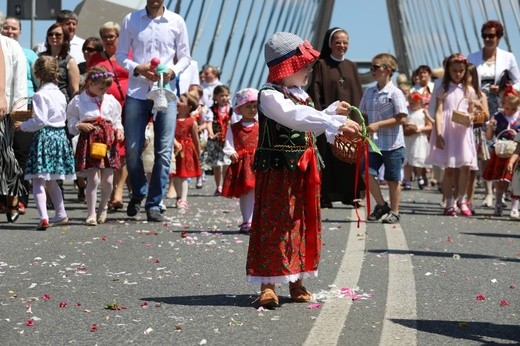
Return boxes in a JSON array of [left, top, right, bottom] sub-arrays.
[[105, 52, 125, 102]]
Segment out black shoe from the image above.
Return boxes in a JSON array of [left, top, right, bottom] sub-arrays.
[[146, 208, 164, 222], [367, 202, 391, 221], [77, 187, 86, 202], [382, 212, 400, 224], [127, 198, 142, 217], [6, 206, 20, 223]]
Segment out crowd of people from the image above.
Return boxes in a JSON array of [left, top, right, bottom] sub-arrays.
[[0, 1, 519, 310]]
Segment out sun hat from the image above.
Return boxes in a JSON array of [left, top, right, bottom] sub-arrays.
[[264, 32, 320, 82], [233, 88, 259, 109]]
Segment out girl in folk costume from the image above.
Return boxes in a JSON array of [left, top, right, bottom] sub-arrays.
[[67, 66, 123, 225], [247, 32, 360, 309], [14, 56, 75, 230], [171, 93, 201, 212], [222, 88, 259, 234], [402, 92, 433, 190], [200, 85, 232, 195], [426, 53, 477, 217], [188, 84, 209, 189], [483, 87, 520, 216]]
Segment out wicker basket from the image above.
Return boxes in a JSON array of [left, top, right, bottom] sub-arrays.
[[472, 109, 487, 128], [8, 97, 32, 122], [331, 106, 364, 164], [9, 110, 32, 122], [451, 97, 472, 127]]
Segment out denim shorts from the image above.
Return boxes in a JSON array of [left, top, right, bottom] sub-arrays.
[[365, 146, 405, 182]]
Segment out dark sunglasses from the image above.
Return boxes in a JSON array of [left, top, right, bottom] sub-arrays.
[[47, 32, 63, 38], [370, 64, 386, 72], [83, 47, 98, 53], [481, 33, 497, 39]]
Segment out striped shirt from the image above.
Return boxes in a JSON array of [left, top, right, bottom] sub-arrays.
[[360, 81, 408, 151]]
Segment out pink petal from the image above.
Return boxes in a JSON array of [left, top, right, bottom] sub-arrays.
[[499, 300, 509, 306], [307, 303, 321, 309]]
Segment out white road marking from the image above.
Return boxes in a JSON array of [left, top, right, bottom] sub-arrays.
[[379, 223, 417, 345], [304, 209, 367, 346]]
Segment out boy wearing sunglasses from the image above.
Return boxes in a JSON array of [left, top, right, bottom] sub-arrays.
[[359, 53, 408, 224]]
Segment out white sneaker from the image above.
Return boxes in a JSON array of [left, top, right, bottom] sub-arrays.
[[482, 194, 493, 208], [510, 209, 520, 219]]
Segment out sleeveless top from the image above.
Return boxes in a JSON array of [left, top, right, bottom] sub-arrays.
[[254, 85, 321, 172]]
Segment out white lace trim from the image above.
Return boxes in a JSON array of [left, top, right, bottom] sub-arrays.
[[25, 173, 76, 181], [246, 271, 318, 285]]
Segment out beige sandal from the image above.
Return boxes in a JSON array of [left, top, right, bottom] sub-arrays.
[[289, 285, 313, 302]]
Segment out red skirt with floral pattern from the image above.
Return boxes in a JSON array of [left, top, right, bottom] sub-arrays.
[[75, 120, 121, 173], [246, 167, 321, 284]]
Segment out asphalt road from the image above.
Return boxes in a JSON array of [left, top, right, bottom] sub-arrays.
[[0, 179, 518, 345]]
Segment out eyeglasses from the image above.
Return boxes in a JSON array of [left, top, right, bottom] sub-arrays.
[[370, 64, 386, 72], [101, 35, 117, 41], [83, 47, 97, 53], [482, 33, 497, 39], [47, 32, 63, 38]]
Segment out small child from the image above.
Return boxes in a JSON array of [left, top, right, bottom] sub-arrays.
[[200, 85, 232, 195], [246, 32, 360, 309], [188, 84, 209, 189], [402, 92, 432, 190], [426, 53, 477, 216], [483, 87, 520, 216], [222, 88, 259, 234], [360, 53, 408, 223], [506, 128, 520, 219], [15, 56, 76, 230], [171, 93, 201, 212], [67, 66, 124, 225]]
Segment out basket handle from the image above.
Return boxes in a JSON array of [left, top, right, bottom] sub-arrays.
[[496, 128, 517, 139], [11, 97, 31, 111], [347, 105, 381, 155], [455, 97, 471, 111]]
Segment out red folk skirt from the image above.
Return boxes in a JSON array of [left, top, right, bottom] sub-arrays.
[[482, 152, 513, 182], [75, 120, 121, 174], [246, 165, 321, 284], [221, 150, 255, 198]]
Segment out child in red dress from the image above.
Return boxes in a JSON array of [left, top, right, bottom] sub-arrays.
[[171, 93, 201, 212], [222, 88, 259, 234], [246, 32, 360, 309]]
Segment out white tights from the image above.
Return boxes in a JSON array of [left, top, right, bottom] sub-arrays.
[[239, 190, 255, 223], [33, 178, 66, 221], [173, 177, 188, 201], [85, 168, 114, 219]]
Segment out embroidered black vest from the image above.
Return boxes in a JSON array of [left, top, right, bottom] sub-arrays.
[[254, 86, 321, 172]]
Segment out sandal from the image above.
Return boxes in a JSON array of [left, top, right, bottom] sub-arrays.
[[257, 288, 279, 309], [289, 285, 313, 302], [457, 202, 472, 217], [108, 200, 124, 211], [443, 206, 457, 216]]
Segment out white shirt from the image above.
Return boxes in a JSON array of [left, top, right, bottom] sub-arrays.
[[177, 59, 200, 95], [259, 84, 346, 143], [20, 83, 66, 132], [116, 6, 191, 100], [66, 91, 123, 136], [1, 36, 27, 112], [69, 35, 86, 64], [201, 79, 222, 108]]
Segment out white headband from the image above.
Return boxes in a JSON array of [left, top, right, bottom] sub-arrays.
[[328, 28, 345, 48]]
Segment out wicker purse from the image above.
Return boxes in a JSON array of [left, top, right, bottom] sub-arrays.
[[451, 97, 472, 127], [331, 106, 380, 163]]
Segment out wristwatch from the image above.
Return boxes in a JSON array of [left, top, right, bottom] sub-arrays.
[[133, 68, 139, 77]]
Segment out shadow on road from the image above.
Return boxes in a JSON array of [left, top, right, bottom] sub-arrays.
[[391, 318, 520, 344], [141, 294, 255, 307], [367, 249, 520, 263], [461, 232, 520, 239]]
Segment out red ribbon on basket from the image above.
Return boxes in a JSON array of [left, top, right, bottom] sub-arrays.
[[347, 106, 382, 227]]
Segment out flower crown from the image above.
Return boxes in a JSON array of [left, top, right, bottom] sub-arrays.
[[454, 54, 467, 63], [89, 71, 114, 80], [503, 85, 519, 97], [410, 92, 422, 102]]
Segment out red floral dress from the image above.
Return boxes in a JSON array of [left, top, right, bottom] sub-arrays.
[[172, 117, 201, 178], [222, 120, 259, 198]]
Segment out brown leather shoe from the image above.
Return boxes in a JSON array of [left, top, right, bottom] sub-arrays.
[[259, 288, 279, 309], [289, 286, 313, 302]]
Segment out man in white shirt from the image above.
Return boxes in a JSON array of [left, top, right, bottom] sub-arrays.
[[116, 0, 191, 222], [35, 10, 85, 64], [201, 65, 222, 108]]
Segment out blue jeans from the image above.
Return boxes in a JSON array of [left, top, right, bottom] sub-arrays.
[[124, 96, 177, 211], [366, 146, 405, 182]]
